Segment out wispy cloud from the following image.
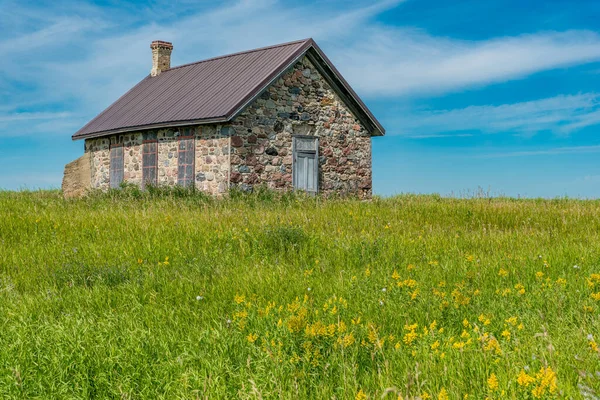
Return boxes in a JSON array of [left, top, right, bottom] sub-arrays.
[[473, 145, 600, 159], [388, 93, 600, 137], [337, 29, 600, 96], [0, 112, 71, 123]]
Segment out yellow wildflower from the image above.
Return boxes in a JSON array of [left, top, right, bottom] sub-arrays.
[[532, 367, 558, 398], [498, 268, 509, 277], [487, 373, 499, 391], [517, 369, 535, 387], [438, 388, 448, 400], [453, 341, 465, 350], [355, 389, 367, 400], [535, 271, 544, 279], [338, 333, 355, 348], [478, 314, 491, 326], [234, 294, 245, 304], [403, 331, 417, 346], [246, 333, 258, 343]]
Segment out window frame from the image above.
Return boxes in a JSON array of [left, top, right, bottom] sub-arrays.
[[142, 139, 158, 188], [292, 135, 319, 193], [177, 135, 195, 187], [109, 143, 124, 189]]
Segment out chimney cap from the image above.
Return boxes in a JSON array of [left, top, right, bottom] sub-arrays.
[[151, 40, 173, 50]]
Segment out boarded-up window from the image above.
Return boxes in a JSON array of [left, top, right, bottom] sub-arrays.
[[142, 140, 158, 188], [177, 136, 195, 187], [292, 136, 318, 193], [109, 144, 124, 189]]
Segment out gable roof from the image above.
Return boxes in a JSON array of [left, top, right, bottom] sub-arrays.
[[72, 38, 385, 140]]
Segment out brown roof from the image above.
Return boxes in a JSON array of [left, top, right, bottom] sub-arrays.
[[73, 38, 385, 140]]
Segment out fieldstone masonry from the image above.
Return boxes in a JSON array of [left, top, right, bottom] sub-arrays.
[[227, 56, 372, 198], [157, 129, 179, 186], [123, 133, 143, 184], [195, 126, 230, 194], [80, 56, 372, 198]]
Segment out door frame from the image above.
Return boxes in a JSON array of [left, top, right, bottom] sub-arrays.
[[292, 135, 319, 193]]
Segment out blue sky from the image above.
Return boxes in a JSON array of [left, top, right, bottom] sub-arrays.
[[2, 0, 600, 197]]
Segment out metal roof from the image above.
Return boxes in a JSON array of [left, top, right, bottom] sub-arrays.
[[73, 38, 385, 140]]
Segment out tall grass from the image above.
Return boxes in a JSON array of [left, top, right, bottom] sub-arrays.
[[0, 189, 599, 399]]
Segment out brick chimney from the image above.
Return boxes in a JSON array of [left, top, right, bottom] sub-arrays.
[[150, 40, 173, 77]]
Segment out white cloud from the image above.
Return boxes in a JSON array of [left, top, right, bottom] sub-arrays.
[[336, 29, 600, 96], [388, 93, 600, 137]]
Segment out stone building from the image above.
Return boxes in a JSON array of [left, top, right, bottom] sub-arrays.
[[64, 38, 385, 198]]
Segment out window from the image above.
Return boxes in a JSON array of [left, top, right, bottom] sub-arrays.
[[177, 136, 195, 187], [142, 140, 158, 188], [109, 143, 124, 188], [292, 136, 318, 193]]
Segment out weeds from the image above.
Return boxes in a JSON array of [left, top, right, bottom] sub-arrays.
[[0, 190, 599, 398]]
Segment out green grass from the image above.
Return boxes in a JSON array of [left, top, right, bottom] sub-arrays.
[[1, 189, 599, 399]]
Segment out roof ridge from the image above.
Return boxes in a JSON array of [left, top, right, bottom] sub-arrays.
[[165, 38, 313, 73]]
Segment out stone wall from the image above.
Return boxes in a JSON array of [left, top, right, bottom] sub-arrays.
[[227, 56, 372, 198], [195, 125, 230, 195], [84, 127, 230, 195], [85, 137, 110, 189], [157, 129, 179, 186], [123, 133, 143, 185], [62, 152, 91, 198]]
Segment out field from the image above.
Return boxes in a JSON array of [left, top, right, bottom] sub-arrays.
[[1, 189, 599, 399]]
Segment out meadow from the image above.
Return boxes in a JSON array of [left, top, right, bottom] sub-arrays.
[[0, 188, 599, 399]]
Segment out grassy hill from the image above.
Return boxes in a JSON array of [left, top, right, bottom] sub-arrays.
[[1, 189, 599, 399]]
